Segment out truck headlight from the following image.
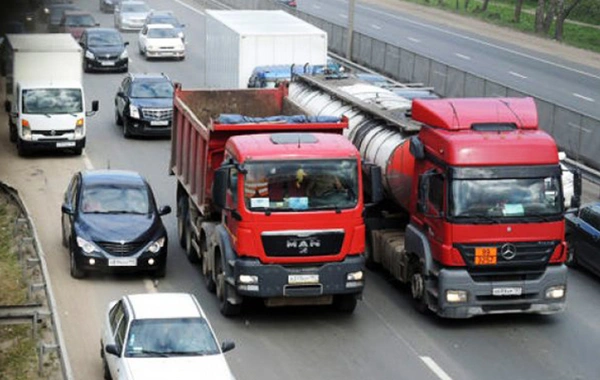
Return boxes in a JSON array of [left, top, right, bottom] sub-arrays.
[[148, 237, 166, 253], [119, 49, 128, 59], [545, 285, 565, 299], [85, 50, 95, 60], [75, 118, 84, 138], [346, 271, 363, 281], [22, 119, 31, 140], [446, 290, 468, 303], [44, 7, 50, 14], [238, 275, 258, 284], [76, 237, 96, 254], [129, 104, 140, 119]]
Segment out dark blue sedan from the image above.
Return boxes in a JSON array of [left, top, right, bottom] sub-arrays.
[[566, 202, 600, 277], [61, 170, 171, 278]]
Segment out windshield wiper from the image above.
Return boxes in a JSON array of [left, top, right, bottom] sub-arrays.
[[135, 350, 169, 357], [164, 350, 213, 356], [458, 214, 500, 224]]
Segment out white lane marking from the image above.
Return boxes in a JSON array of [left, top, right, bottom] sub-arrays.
[[407, 37, 421, 43], [371, 24, 381, 30], [420, 356, 453, 380], [355, 3, 600, 81], [573, 93, 595, 102], [83, 153, 94, 170], [455, 53, 471, 60], [173, 0, 205, 15], [509, 71, 527, 79], [340, 14, 348, 19]]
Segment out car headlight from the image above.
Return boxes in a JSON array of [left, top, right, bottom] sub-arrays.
[[119, 49, 128, 59], [44, 7, 50, 14], [85, 50, 95, 60], [128, 104, 140, 119], [178, 31, 184, 39], [148, 237, 166, 253], [76, 237, 96, 254]]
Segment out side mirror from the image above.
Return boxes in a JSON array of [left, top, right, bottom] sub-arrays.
[[117, 91, 124, 98], [362, 163, 383, 206], [158, 205, 171, 216], [92, 100, 99, 112], [221, 340, 235, 353], [61, 204, 73, 215], [212, 167, 229, 211], [409, 136, 425, 160], [124, 41, 129, 46], [105, 344, 120, 357]]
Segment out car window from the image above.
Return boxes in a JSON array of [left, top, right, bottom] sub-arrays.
[[147, 28, 178, 38], [109, 300, 125, 332], [65, 14, 96, 27], [130, 80, 173, 98], [124, 318, 220, 357], [580, 207, 600, 231], [89, 32, 122, 46], [81, 185, 151, 214]]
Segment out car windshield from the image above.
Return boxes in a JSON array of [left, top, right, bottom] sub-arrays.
[[130, 80, 173, 98], [89, 32, 122, 46], [81, 185, 150, 214], [124, 318, 220, 357], [64, 15, 95, 27], [149, 16, 180, 26], [450, 177, 563, 219], [122, 3, 149, 13], [147, 28, 178, 38], [22, 88, 82, 114], [244, 159, 359, 212]]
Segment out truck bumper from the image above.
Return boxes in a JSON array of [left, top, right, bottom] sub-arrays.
[[232, 255, 365, 298], [19, 137, 85, 152], [434, 264, 567, 318]]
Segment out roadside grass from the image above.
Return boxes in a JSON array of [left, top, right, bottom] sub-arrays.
[[0, 199, 28, 305], [401, 0, 600, 53], [0, 325, 38, 380]]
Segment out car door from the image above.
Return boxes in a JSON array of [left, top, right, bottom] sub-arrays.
[[116, 77, 130, 119], [62, 174, 79, 247], [576, 208, 600, 272]]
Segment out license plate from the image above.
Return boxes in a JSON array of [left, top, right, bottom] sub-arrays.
[[288, 274, 319, 285], [100, 61, 115, 66], [56, 141, 76, 148], [475, 247, 497, 265], [108, 258, 137, 267], [492, 287, 522, 296], [150, 120, 169, 126]]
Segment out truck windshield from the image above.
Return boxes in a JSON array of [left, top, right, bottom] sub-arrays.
[[22, 88, 82, 115], [243, 159, 359, 212], [450, 176, 563, 220]]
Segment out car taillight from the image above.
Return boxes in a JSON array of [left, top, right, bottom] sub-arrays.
[[549, 242, 567, 263]]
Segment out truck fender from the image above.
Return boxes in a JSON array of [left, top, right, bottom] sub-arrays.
[[405, 223, 434, 276]]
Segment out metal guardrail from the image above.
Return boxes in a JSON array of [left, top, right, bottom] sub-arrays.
[[563, 158, 600, 186], [0, 182, 73, 380]]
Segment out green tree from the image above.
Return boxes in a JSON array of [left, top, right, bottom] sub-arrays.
[[554, 0, 583, 40]]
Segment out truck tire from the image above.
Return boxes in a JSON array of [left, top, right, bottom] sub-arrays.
[[216, 260, 241, 317], [203, 249, 216, 293], [409, 260, 428, 314], [69, 242, 86, 279], [334, 294, 357, 313], [185, 223, 200, 264]]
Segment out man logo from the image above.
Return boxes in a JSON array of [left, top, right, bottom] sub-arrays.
[[286, 237, 320, 254]]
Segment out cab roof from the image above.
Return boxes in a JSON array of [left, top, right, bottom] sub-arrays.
[[124, 293, 205, 320], [228, 133, 359, 161]]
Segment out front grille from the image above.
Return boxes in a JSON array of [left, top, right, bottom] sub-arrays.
[[262, 230, 344, 257], [97, 54, 119, 61], [141, 107, 173, 121], [160, 47, 175, 50], [35, 129, 74, 136], [455, 241, 558, 282], [96, 241, 145, 256]]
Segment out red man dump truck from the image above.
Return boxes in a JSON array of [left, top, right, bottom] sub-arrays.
[[170, 85, 369, 316], [290, 74, 569, 318]]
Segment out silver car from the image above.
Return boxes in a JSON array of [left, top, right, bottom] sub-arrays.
[[114, 1, 151, 31]]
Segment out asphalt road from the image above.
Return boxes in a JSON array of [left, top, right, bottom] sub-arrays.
[[298, 0, 600, 118], [1, 0, 600, 379]]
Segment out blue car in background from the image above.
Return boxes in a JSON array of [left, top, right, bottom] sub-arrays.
[[566, 202, 600, 277], [248, 60, 344, 88]]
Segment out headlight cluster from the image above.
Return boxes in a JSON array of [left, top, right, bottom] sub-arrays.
[[119, 49, 128, 59], [76, 237, 96, 254], [85, 50, 95, 59], [148, 237, 166, 253], [129, 104, 140, 119]]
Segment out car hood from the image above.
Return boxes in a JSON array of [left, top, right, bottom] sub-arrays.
[[125, 355, 235, 380], [76, 213, 162, 242], [88, 45, 125, 56], [130, 97, 173, 109], [147, 37, 184, 47]]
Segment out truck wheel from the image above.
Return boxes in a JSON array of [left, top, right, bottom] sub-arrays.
[[69, 242, 86, 279], [203, 251, 216, 293], [334, 294, 357, 313], [409, 260, 428, 314], [216, 261, 242, 317], [185, 225, 200, 264], [176, 196, 188, 248]]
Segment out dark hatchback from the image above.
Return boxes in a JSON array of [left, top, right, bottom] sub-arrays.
[[80, 28, 129, 73], [114, 73, 174, 138], [566, 202, 600, 277], [61, 170, 171, 278], [47, 3, 80, 32]]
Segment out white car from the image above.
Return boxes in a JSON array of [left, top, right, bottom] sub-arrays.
[[101, 293, 236, 380], [114, 1, 151, 31], [138, 23, 185, 60]]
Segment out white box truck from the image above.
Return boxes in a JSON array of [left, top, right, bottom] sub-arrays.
[[205, 10, 328, 89], [4, 34, 98, 156]]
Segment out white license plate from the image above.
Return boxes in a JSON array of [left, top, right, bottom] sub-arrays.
[[288, 274, 319, 285], [56, 141, 76, 148], [492, 287, 522, 296], [150, 120, 169, 126], [108, 258, 137, 267], [101, 61, 115, 66]]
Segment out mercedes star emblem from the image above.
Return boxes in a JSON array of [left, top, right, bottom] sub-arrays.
[[500, 243, 517, 260]]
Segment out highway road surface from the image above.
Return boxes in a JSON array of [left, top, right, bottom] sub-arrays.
[[1, 0, 600, 379]]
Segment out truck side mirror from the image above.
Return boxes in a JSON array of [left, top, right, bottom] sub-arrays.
[[124, 41, 129, 47], [409, 136, 425, 160], [92, 100, 99, 112], [212, 167, 229, 210], [362, 163, 383, 206]]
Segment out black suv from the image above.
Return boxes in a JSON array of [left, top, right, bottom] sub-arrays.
[[114, 73, 174, 138], [80, 28, 129, 73], [566, 202, 600, 277]]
